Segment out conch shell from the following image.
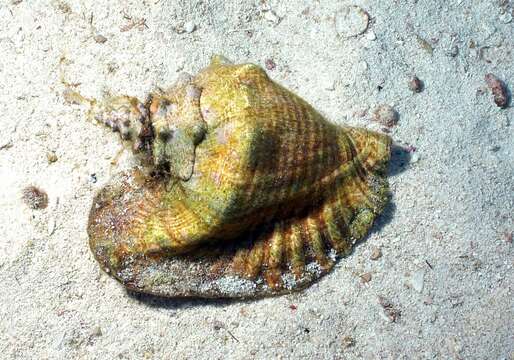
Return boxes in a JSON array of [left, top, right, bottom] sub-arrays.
[[83, 56, 391, 298]]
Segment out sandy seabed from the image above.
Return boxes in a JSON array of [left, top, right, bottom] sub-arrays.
[[0, 1, 513, 359]]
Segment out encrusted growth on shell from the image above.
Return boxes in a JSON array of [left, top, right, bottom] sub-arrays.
[[84, 56, 392, 298]]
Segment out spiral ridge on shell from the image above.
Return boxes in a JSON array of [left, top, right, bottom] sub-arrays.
[[84, 55, 392, 298]]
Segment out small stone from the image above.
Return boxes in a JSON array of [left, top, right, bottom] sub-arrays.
[[416, 36, 434, 54], [184, 21, 196, 33], [370, 247, 382, 260], [341, 335, 355, 348], [499, 11, 512, 24], [334, 6, 369, 39], [410, 153, 421, 163], [485, 73, 509, 109], [263, 9, 281, 25], [372, 105, 399, 128], [46, 151, 58, 163], [360, 272, 372, 283], [55, 1, 71, 13], [265, 58, 276, 71], [408, 76, 423, 93], [212, 320, 224, 331], [22, 186, 48, 210], [366, 30, 376, 41], [94, 34, 107, 43], [378, 296, 401, 322], [446, 44, 459, 57]]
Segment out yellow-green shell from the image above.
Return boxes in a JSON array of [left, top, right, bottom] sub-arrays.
[[87, 56, 391, 298]]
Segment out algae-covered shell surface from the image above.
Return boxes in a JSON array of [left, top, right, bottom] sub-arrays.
[[86, 56, 392, 299]]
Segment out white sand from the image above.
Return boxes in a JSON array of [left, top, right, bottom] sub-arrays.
[[1, 1, 513, 359]]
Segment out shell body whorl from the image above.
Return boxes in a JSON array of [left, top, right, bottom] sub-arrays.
[[87, 57, 392, 298]]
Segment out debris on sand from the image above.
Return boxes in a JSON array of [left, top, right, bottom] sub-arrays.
[[408, 76, 424, 93], [341, 335, 355, 348], [334, 6, 369, 39], [484, 73, 509, 109], [370, 247, 382, 260], [261, 3, 281, 25], [22, 186, 48, 210], [184, 21, 196, 33], [360, 272, 372, 283], [46, 151, 58, 163], [94, 34, 107, 44], [372, 105, 399, 128], [265, 58, 276, 70], [378, 296, 401, 323]]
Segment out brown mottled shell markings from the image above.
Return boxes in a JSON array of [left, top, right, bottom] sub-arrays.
[[85, 55, 392, 298]]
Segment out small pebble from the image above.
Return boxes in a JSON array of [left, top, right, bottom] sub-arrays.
[[213, 320, 223, 331], [46, 151, 58, 163], [265, 58, 276, 71], [341, 335, 355, 348], [184, 21, 196, 33], [446, 44, 459, 57], [94, 34, 107, 44], [366, 30, 376, 41], [416, 36, 434, 54], [372, 105, 399, 127], [370, 247, 382, 260], [263, 9, 281, 25], [410, 153, 421, 163], [499, 11, 512, 24], [334, 5, 369, 39], [22, 186, 48, 210], [408, 76, 423, 93], [378, 296, 400, 323], [360, 272, 372, 283], [484, 73, 509, 109]]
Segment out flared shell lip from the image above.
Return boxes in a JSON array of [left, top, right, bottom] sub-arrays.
[[86, 128, 393, 299]]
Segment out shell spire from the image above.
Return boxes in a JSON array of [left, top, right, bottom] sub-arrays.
[[85, 56, 392, 298]]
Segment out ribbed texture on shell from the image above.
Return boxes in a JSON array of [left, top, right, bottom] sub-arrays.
[[87, 59, 392, 298]]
